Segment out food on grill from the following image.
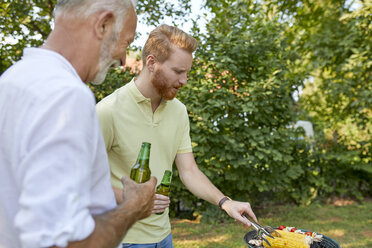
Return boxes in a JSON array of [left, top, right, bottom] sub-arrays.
[[248, 226, 323, 248], [278, 225, 286, 230], [264, 230, 310, 248]]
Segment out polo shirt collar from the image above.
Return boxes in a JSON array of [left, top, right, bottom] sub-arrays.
[[128, 78, 150, 103], [128, 78, 168, 106]]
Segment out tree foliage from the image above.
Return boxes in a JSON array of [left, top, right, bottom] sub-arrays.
[[280, 0, 372, 199], [170, 0, 371, 219], [281, 0, 371, 148], [174, 0, 316, 216], [0, 0, 191, 74]]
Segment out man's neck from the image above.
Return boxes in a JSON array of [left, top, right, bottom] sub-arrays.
[[42, 17, 100, 83], [135, 70, 162, 113]]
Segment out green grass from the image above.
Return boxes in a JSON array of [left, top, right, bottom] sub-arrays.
[[171, 199, 372, 248]]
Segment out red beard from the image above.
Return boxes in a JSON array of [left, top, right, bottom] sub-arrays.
[[151, 68, 178, 100]]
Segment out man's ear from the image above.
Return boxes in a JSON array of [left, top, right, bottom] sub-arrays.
[[146, 55, 157, 72], [94, 11, 115, 40]]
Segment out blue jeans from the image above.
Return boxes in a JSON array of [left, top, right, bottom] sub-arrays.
[[122, 233, 173, 248]]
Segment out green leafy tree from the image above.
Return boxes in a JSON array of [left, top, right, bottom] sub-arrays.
[[171, 0, 318, 218], [3, 0, 370, 220], [267, 0, 372, 200], [0, 0, 191, 74], [171, 0, 371, 218]]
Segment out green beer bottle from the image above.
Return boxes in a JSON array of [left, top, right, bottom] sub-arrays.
[[130, 142, 151, 183], [155, 170, 172, 215]]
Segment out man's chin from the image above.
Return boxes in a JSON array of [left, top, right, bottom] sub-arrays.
[[90, 60, 119, 85], [90, 66, 111, 85], [90, 75, 106, 85], [162, 93, 177, 100]]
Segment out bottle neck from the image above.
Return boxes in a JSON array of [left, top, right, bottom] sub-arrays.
[[160, 170, 172, 185], [136, 142, 151, 168]]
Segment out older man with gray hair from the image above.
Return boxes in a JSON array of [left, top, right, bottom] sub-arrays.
[[0, 1, 156, 248]]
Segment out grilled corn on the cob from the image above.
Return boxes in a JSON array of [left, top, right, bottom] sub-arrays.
[[263, 230, 309, 248]]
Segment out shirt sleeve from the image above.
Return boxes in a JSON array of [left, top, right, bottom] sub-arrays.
[[14, 86, 97, 248], [177, 105, 192, 154]]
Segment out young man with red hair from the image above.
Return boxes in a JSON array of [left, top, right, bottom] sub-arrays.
[[97, 24, 257, 247]]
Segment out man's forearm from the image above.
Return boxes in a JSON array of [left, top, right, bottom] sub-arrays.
[[176, 153, 257, 226], [180, 166, 257, 226], [89, 201, 140, 248], [180, 167, 224, 206], [176, 153, 225, 206], [50, 176, 157, 248]]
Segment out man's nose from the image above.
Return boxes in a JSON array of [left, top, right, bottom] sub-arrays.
[[179, 73, 187, 85]]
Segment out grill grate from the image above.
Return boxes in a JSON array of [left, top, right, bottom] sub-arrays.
[[244, 230, 340, 248]]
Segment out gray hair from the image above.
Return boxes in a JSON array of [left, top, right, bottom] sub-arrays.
[[54, 0, 134, 32]]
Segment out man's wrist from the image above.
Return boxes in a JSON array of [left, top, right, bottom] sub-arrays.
[[218, 196, 232, 209]]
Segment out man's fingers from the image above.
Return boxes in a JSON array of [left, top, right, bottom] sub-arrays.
[[144, 176, 157, 188], [154, 199, 170, 205], [240, 214, 253, 227], [240, 202, 257, 221], [117, 176, 160, 221], [244, 207, 258, 223], [223, 200, 257, 227], [154, 194, 170, 207], [152, 205, 169, 211], [155, 194, 170, 200], [153, 194, 170, 212], [153, 201, 170, 207], [120, 175, 131, 185], [121, 175, 157, 187]]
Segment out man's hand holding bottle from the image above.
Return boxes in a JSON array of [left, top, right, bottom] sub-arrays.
[[121, 175, 157, 220]]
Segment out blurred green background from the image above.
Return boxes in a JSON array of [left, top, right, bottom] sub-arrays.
[[1, 0, 371, 222]]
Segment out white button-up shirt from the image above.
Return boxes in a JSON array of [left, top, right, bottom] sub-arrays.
[[0, 48, 117, 248]]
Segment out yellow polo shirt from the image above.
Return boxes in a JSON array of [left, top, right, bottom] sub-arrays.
[[96, 79, 192, 243]]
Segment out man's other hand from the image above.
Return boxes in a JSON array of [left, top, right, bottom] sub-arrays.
[[152, 194, 170, 214]]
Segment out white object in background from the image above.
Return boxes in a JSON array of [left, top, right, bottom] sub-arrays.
[[294, 120, 314, 138]]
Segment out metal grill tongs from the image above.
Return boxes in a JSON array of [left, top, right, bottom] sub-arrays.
[[243, 213, 275, 247]]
